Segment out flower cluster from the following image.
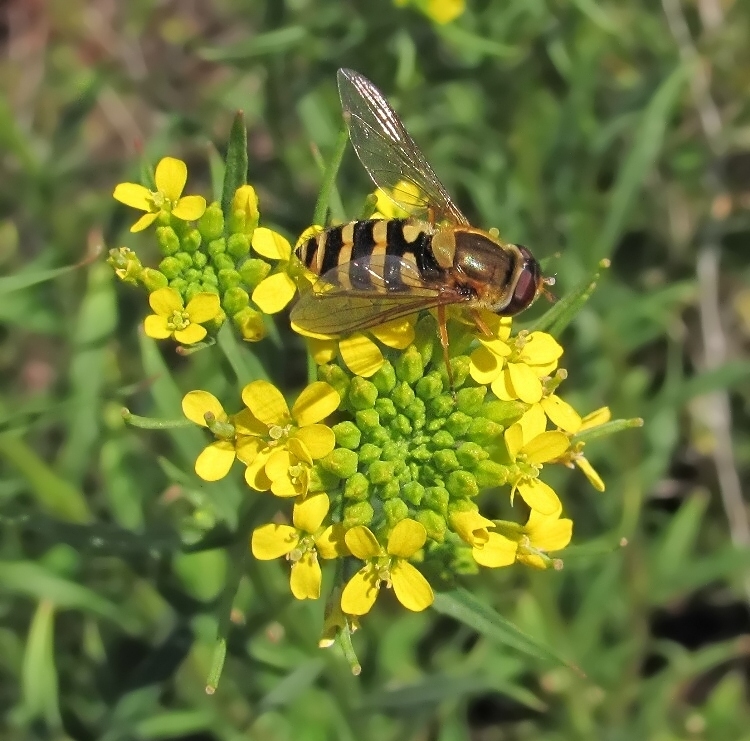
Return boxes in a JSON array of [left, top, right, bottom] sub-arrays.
[[113, 152, 638, 659], [109, 157, 301, 345]]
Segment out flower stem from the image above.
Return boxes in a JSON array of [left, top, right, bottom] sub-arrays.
[[121, 408, 192, 429]]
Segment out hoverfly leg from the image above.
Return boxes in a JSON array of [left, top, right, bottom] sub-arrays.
[[437, 304, 455, 397], [470, 308, 493, 338]]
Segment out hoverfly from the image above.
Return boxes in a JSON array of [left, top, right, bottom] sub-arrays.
[[291, 68, 551, 375]]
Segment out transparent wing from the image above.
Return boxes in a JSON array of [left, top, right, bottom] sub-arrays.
[[290, 255, 468, 336], [338, 68, 469, 226]]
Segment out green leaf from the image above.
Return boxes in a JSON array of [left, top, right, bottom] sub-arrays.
[[216, 322, 268, 386], [134, 710, 215, 740], [593, 64, 687, 260], [199, 26, 308, 62], [654, 360, 750, 411], [313, 126, 350, 227], [432, 589, 578, 671], [528, 260, 609, 336], [221, 111, 248, 225], [0, 261, 82, 296], [257, 658, 325, 712], [22, 600, 60, 728], [573, 417, 644, 444]]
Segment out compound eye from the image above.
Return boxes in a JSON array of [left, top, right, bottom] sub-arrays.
[[499, 253, 541, 316]]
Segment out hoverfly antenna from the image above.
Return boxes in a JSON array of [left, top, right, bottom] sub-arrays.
[[543, 275, 556, 287]]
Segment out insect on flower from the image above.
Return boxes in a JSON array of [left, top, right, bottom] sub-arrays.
[[291, 68, 555, 381]]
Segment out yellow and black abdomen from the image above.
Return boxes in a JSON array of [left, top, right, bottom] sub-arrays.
[[296, 219, 444, 289]]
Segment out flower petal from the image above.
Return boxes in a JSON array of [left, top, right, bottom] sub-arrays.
[[345, 526, 382, 560], [308, 338, 337, 364], [576, 456, 605, 492], [182, 390, 226, 427], [113, 182, 151, 211], [541, 395, 581, 434], [235, 435, 265, 465], [194, 441, 236, 481], [265, 448, 293, 481], [155, 156, 187, 202], [149, 287, 183, 316], [339, 333, 384, 377], [252, 227, 292, 261], [241, 380, 290, 426], [387, 519, 426, 558], [185, 292, 221, 324], [518, 403, 547, 444], [517, 478, 561, 516], [172, 195, 207, 221], [293, 425, 335, 459], [143, 314, 172, 339], [251, 523, 299, 560], [290, 551, 322, 600], [244, 449, 272, 490], [504, 423, 525, 460], [450, 510, 493, 547], [293, 492, 330, 534], [507, 362, 543, 404], [292, 382, 341, 427], [287, 436, 313, 466], [369, 317, 415, 350], [252, 272, 297, 314], [580, 406, 611, 431], [315, 524, 348, 559], [341, 566, 380, 615], [490, 368, 516, 401], [526, 510, 573, 552], [390, 561, 434, 611], [469, 345, 503, 385], [232, 409, 267, 437], [130, 212, 159, 232], [519, 332, 563, 366], [522, 431, 570, 464], [473, 532, 518, 568], [271, 474, 304, 498], [174, 323, 207, 345]]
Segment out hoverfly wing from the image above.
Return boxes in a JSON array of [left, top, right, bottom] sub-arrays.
[[291, 254, 468, 336], [337, 68, 469, 227]]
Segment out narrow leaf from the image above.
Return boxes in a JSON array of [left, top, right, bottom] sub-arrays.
[[221, 111, 248, 224], [200, 27, 307, 61], [22, 600, 60, 728], [313, 126, 350, 227]]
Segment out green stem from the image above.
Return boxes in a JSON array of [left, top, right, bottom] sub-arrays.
[[313, 126, 349, 227], [121, 409, 193, 430]]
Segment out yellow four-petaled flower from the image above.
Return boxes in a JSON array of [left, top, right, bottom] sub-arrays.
[[144, 288, 221, 345]]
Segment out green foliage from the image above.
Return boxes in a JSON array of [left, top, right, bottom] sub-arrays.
[[2, 0, 750, 740]]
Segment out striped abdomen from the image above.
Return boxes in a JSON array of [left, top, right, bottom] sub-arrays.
[[296, 219, 444, 289]]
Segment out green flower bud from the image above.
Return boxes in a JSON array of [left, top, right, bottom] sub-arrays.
[[429, 393, 454, 420], [218, 268, 241, 291], [430, 430, 454, 450], [202, 268, 219, 286], [344, 501, 374, 529], [169, 278, 187, 294], [483, 399, 526, 426], [107, 247, 143, 285], [227, 233, 251, 260], [182, 228, 202, 254], [344, 472, 369, 500], [456, 386, 487, 416], [232, 307, 266, 342], [424, 486, 449, 516], [371, 361, 396, 395], [410, 444, 431, 462], [380, 479, 401, 499], [358, 443, 381, 464], [208, 238, 226, 258], [367, 460, 396, 485], [383, 498, 409, 527], [141, 268, 168, 291], [373, 398, 396, 422], [198, 202, 224, 241], [365, 426, 390, 447], [156, 226, 180, 256], [192, 251, 208, 269], [434, 449, 460, 473], [446, 470, 479, 498], [416, 510, 446, 542], [317, 364, 349, 402], [308, 464, 340, 493], [380, 441, 402, 461], [447, 498, 476, 517], [230, 185, 259, 236], [321, 448, 359, 478], [404, 397, 426, 426], [415, 371, 444, 400], [401, 481, 425, 506], [395, 346, 424, 384], [393, 414, 412, 436], [456, 442, 488, 467], [332, 421, 361, 450], [444, 411, 471, 437], [184, 268, 200, 284], [474, 460, 509, 488], [184, 282, 203, 303], [413, 315, 436, 366], [175, 252, 192, 271], [213, 254, 235, 273], [222, 286, 250, 315], [467, 418, 503, 445], [239, 258, 272, 289], [391, 381, 415, 411], [348, 377, 378, 411]]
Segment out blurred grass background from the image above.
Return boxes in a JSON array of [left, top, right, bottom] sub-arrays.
[[2, 0, 750, 739]]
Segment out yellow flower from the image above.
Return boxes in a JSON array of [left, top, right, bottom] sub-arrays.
[[450, 509, 518, 568], [143, 288, 221, 345], [495, 506, 573, 570], [372, 180, 423, 219], [319, 588, 360, 648], [300, 317, 416, 378], [504, 404, 569, 515], [251, 493, 347, 600], [250, 227, 298, 314], [553, 407, 611, 492], [240, 380, 340, 496], [539, 393, 582, 434], [425, 0, 465, 24], [107, 247, 143, 284], [472, 324, 563, 405], [341, 519, 434, 615], [181, 390, 264, 481], [232, 184, 259, 234], [113, 157, 207, 232]]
